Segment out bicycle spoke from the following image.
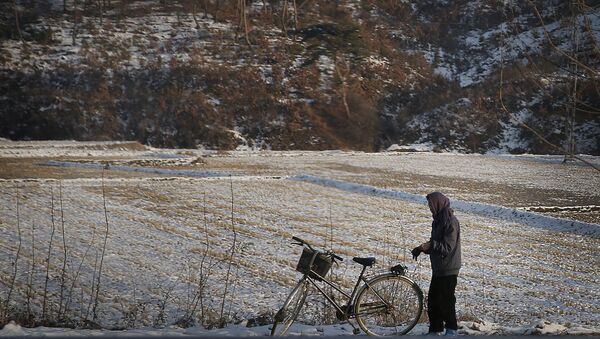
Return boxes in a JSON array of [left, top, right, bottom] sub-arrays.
[[354, 275, 423, 336], [271, 280, 309, 336]]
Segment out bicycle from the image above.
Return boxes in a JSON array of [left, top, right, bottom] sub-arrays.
[[271, 236, 424, 336]]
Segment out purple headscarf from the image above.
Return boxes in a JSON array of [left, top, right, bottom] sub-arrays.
[[426, 192, 454, 226]]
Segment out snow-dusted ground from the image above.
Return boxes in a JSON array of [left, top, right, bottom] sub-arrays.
[[0, 140, 599, 336]]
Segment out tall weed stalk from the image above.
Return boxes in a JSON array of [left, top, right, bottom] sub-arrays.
[[92, 169, 111, 321], [219, 177, 237, 327], [64, 223, 97, 321], [177, 193, 215, 329], [58, 181, 68, 320], [42, 186, 56, 321], [26, 221, 36, 325], [6, 184, 23, 319]]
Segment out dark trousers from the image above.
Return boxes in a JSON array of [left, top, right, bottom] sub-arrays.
[[427, 275, 458, 332]]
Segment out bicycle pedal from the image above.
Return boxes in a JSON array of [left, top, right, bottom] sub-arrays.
[[390, 264, 406, 275], [353, 328, 361, 335]]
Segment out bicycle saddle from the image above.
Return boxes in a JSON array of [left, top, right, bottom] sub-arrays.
[[353, 257, 376, 267]]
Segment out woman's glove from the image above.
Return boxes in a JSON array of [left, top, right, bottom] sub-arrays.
[[411, 246, 422, 260]]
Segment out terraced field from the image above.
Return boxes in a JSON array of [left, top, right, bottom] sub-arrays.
[[0, 140, 599, 334]]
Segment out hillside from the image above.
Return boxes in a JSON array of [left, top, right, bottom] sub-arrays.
[[1, 0, 599, 154]]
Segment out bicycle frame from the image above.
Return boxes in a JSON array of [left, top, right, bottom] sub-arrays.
[[301, 261, 375, 321]]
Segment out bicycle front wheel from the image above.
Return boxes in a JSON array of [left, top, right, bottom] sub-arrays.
[[271, 279, 310, 336], [354, 274, 423, 336]]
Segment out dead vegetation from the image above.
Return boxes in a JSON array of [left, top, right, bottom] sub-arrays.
[[0, 146, 598, 330]]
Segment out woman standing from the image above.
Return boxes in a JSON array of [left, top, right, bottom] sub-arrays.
[[412, 192, 462, 336]]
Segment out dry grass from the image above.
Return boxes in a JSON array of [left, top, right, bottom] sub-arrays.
[[0, 148, 598, 329]]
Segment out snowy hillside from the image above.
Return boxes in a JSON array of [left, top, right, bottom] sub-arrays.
[[1, 0, 599, 154], [0, 140, 599, 335]]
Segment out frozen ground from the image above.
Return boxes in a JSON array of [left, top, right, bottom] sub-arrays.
[[0, 140, 599, 336]]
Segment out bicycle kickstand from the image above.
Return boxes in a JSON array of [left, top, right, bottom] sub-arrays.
[[344, 319, 361, 335]]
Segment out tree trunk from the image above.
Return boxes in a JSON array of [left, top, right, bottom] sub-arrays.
[[72, 0, 78, 45], [213, 0, 220, 22], [13, 0, 24, 43], [281, 0, 288, 36], [192, 0, 200, 28], [242, 0, 250, 44], [335, 55, 351, 119], [98, 0, 103, 26], [202, 0, 208, 19], [292, 0, 297, 32]]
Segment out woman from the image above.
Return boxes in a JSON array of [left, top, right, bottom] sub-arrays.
[[412, 192, 461, 336]]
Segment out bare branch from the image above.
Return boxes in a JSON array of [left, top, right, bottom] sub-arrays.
[[526, 0, 599, 77]]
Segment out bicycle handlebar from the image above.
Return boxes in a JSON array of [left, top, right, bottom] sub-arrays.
[[291, 236, 343, 262], [331, 253, 344, 262], [291, 236, 306, 245]]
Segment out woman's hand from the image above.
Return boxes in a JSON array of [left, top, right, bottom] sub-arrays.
[[420, 241, 431, 254], [412, 241, 432, 260]]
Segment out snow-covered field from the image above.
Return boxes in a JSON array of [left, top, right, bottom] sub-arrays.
[[0, 140, 599, 336]]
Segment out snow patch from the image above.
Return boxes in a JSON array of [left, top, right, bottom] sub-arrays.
[[385, 143, 434, 152], [291, 175, 600, 237], [0, 321, 25, 336]]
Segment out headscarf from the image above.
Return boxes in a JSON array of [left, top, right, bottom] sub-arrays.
[[426, 192, 454, 226]]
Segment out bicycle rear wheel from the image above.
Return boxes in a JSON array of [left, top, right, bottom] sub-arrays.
[[354, 274, 423, 336], [271, 279, 310, 336]]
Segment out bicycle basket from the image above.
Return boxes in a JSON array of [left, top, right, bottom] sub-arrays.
[[296, 248, 332, 281]]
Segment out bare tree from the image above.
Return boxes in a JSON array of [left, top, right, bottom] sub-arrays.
[[213, 0, 221, 22], [237, 0, 250, 45], [190, 0, 201, 29], [292, 0, 297, 32], [97, 0, 105, 26], [281, 0, 288, 36], [72, 0, 79, 45], [334, 54, 351, 119], [13, 0, 24, 42], [500, 1, 600, 171], [201, 0, 209, 18]]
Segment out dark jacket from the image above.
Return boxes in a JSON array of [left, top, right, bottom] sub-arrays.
[[429, 215, 461, 276], [426, 191, 461, 276]]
